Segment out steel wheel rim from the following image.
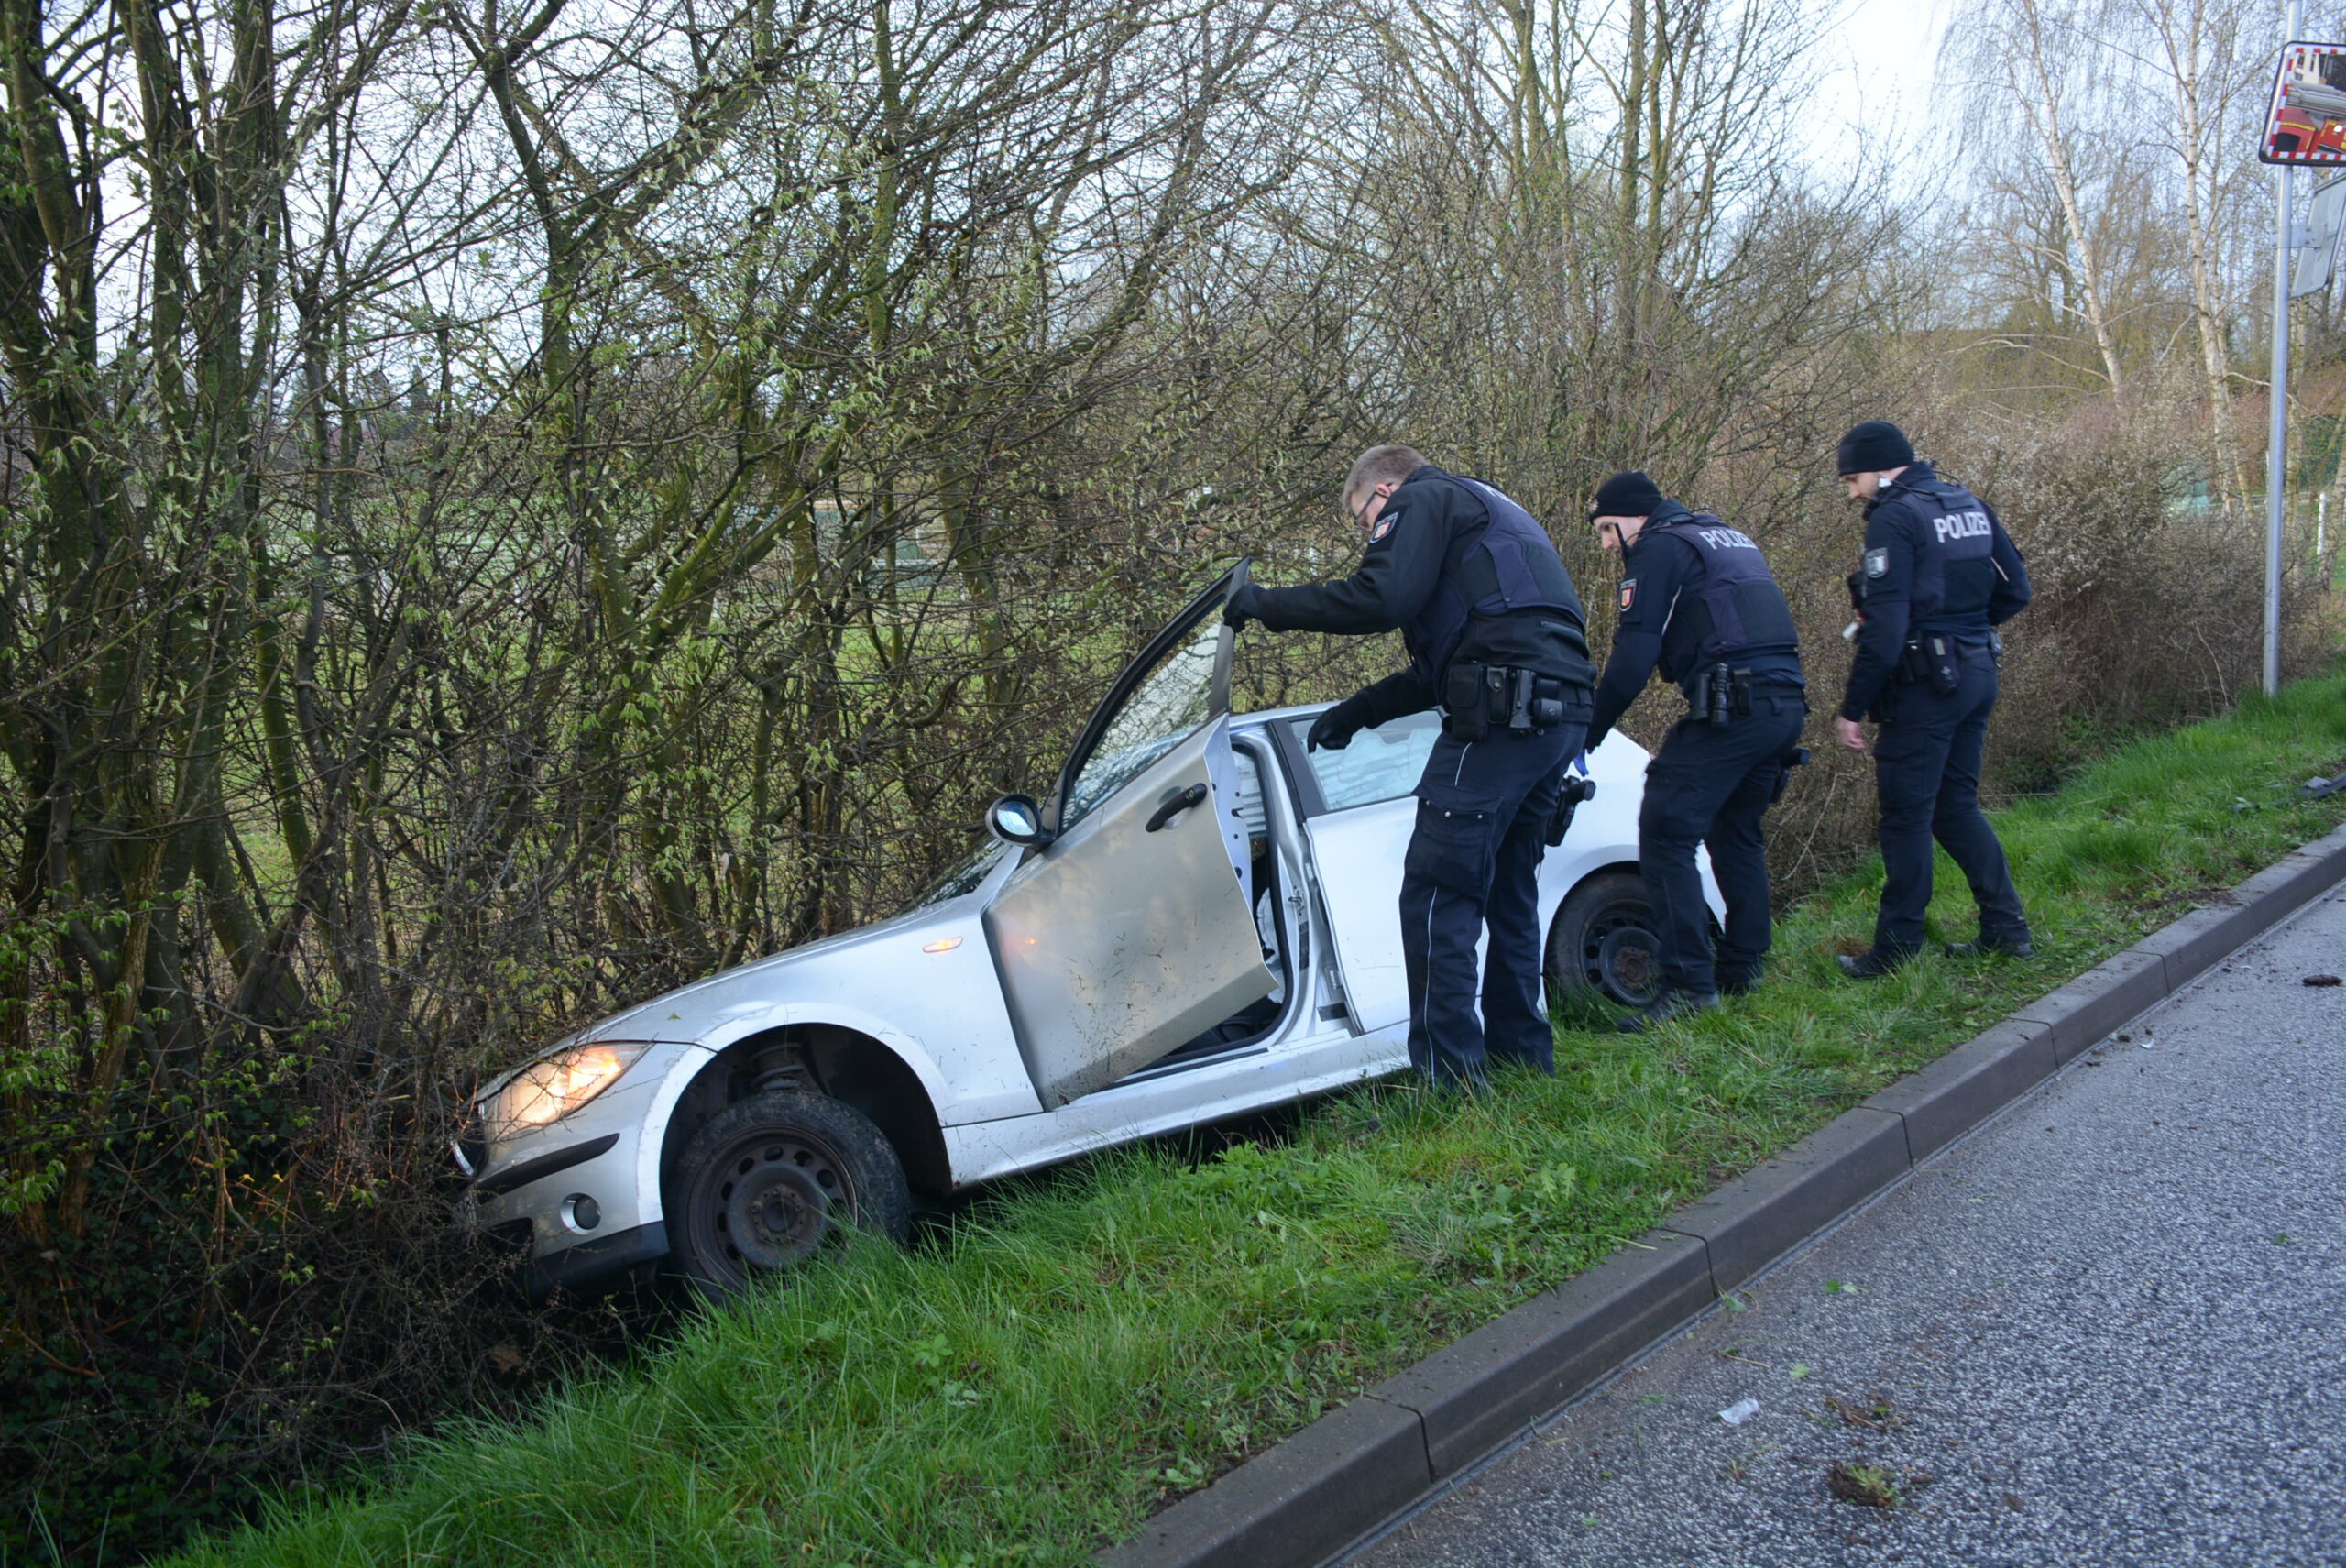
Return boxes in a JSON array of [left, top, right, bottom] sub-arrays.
[[1583, 903, 1661, 1006], [703, 1128, 852, 1277]]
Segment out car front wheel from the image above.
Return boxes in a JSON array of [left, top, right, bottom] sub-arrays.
[[671, 1091, 911, 1297], [1545, 870, 1664, 1009]]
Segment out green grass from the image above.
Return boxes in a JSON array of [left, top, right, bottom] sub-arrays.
[[170, 671, 2346, 1568]]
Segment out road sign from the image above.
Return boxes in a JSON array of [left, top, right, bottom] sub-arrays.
[[2262, 41, 2346, 165], [2294, 175, 2346, 295]]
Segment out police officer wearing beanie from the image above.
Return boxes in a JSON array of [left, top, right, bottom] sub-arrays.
[[1224, 446, 1595, 1084], [1585, 471, 1808, 1030], [1833, 421, 2034, 976]]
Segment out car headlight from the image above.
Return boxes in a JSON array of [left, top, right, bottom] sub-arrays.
[[481, 1043, 649, 1139]]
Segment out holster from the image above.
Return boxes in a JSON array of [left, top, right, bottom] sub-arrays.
[[1545, 773, 1597, 847], [1770, 746, 1811, 806]]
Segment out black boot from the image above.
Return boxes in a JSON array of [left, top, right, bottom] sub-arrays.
[[1617, 989, 1721, 1034], [1716, 967, 1762, 997], [1945, 930, 2034, 959], [1836, 947, 1915, 981]]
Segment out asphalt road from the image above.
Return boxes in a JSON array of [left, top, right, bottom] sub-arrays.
[[1351, 890, 2346, 1568]]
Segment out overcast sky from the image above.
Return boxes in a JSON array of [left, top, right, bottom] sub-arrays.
[[1804, 0, 1956, 173]]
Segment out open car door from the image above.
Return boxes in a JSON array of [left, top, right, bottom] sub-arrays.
[[983, 565, 1277, 1108]]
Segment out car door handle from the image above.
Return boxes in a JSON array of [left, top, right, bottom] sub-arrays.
[[1146, 783, 1210, 832]]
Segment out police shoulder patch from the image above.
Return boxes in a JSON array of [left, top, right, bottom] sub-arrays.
[[1619, 577, 1637, 610], [1863, 546, 1890, 579]]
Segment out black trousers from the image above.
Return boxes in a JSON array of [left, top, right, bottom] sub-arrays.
[[1871, 644, 2027, 954], [1399, 720, 1584, 1083], [1637, 694, 1806, 995]]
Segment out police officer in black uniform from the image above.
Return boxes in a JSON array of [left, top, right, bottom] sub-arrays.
[[1833, 421, 2034, 977], [1585, 472, 1808, 1030], [1223, 445, 1595, 1084]]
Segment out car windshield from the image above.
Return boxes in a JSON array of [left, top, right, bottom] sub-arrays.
[[907, 839, 1007, 909], [1287, 709, 1442, 811], [1061, 608, 1223, 831]]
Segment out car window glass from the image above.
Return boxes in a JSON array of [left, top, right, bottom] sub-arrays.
[[1063, 615, 1222, 830], [907, 839, 1006, 909], [1287, 709, 1441, 811]]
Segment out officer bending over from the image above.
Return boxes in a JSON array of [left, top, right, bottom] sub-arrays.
[[1224, 446, 1595, 1084], [1585, 471, 1808, 1031], [1833, 421, 2034, 977]]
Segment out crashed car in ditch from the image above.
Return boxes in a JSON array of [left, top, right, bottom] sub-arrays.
[[455, 565, 1719, 1299]]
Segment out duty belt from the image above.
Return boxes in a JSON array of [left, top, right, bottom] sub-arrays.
[[1441, 662, 1584, 742], [1896, 631, 1998, 696], [1683, 663, 1802, 726], [1681, 663, 1732, 722]]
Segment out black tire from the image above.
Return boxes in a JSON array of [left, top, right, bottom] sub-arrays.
[[1545, 870, 1665, 1009], [670, 1091, 911, 1297]]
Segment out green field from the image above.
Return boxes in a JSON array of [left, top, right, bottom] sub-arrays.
[[167, 671, 2346, 1568]]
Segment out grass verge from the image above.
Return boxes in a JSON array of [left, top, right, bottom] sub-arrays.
[[170, 672, 2346, 1568]]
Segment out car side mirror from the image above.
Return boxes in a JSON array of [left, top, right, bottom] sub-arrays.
[[986, 794, 1055, 847]]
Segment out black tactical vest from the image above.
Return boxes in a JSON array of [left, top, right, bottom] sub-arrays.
[[1878, 473, 2000, 634], [1404, 476, 1586, 682], [1642, 511, 1801, 684]]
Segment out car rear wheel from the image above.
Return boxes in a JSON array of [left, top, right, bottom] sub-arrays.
[[671, 1091, 911, 1298], [1546, 870, 1664, 1009]]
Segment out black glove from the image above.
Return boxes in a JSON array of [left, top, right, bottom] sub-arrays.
[[1222, 584, 1261, 631], [1307, 695, 1372, 751]]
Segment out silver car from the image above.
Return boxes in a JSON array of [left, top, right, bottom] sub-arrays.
[[455, 565, 1716, 1299]]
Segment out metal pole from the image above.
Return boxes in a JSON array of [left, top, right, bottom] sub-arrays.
[[2268, 10, 2302, 698], [2268, 159, 2289, 698]]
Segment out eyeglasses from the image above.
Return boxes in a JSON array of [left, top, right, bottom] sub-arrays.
[[1348, 486, 1390, 529]]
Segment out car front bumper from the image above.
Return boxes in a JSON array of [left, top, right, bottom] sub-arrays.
[[459, 1041, 712, 1296], [525, 1220, 669, 1302]]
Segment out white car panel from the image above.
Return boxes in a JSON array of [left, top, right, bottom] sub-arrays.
[[1304, 798, 1417, 1031], [943, 1021, 1406, 1186], [663, 908, 1038, 1126]]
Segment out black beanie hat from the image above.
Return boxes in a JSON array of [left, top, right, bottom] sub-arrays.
[[1590, 469, 1664, 519], [1836, 421, 1915, 475]]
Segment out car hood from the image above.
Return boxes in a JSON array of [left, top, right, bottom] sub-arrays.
[[550, 896, 981, 1051], [472, 891, 989, 1109]]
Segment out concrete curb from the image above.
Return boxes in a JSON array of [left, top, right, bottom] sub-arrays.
[[1097, 819, 2346, 1568]]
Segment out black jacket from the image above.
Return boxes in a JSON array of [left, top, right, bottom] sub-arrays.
[[1838, 463, 2031, 723], [1587, 501, 1803, 749], [1234, 466, 1594, 728]]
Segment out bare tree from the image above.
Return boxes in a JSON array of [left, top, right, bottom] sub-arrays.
[[2108, 0, 2265, 501], [1948, 0, 2135, 398]]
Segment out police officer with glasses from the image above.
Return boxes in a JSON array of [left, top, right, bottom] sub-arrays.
[[1832, 421, 2034, 978], [1223, 446, 1595, 1086], [1585, 471, 1808, 1032]]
